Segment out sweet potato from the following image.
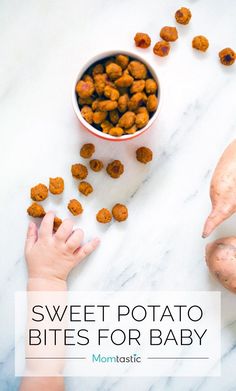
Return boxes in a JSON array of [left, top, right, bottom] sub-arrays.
[[202, 140, 236, 238], [205, 236, 236, 293]]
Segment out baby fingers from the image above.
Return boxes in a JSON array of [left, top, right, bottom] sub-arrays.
[[66, 228, 84, 252], [54, 219, 74, 242], [39, 211, 55, 238], [25, 222, 38, 253], [74, 238, 100, 263]]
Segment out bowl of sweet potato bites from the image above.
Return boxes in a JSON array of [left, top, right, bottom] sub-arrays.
[[72, 51, 160, 141]]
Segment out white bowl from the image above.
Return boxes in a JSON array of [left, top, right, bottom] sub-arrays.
[[72, 50, 161, 142]]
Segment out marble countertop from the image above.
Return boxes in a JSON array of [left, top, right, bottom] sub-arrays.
[[1, 0, 236, 390]]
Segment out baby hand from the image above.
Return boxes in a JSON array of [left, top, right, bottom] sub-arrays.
[[25, 212, 100, 284]]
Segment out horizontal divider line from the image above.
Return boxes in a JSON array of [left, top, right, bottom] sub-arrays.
[[25, 357, 87, 360], [147, 357, 209, 360]]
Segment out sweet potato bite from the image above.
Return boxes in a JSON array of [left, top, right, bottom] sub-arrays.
[[96, 208, 112, 223], [219, 48, 235, 66], [192, 35, 209, 52], [136, 146, 153, 164], [112, 204, 128, 222], [134, 33, 151, 49], [68, 199, 83, 216], [71, 163, 88, 180], [49, 177, 64, 195], [175, 7, 192, 25], [31, 183, 48, 201], [27, 202, 46, 218], [106, 160, 124, 178]]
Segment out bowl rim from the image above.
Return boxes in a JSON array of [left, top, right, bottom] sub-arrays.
[[72, 49, 161, 141]]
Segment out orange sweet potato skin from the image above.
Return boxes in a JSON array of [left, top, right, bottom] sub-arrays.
[[206, 237, 236, 293], [203, 140, 236, 238]]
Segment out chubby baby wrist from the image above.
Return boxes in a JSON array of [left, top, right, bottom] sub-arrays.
[[27, 277, 67, 291]]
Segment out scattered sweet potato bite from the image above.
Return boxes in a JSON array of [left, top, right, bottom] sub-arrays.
[[219, 48, 235, 66], [134, 33, 151, 48], [90, 159, 104, 172], [153, 41, 170, 57], [136, 146, 153, 164], [96, 208, 112, 223], [49, 177, 64, 195], [53, 217, 62, 232], [31, 183, 48, 201], [68, 199, 83, 216], [80, 143, 95, 158], [106, 160, 124, 178], [71, 163, 88, 180], [160, 26, 178, 42], [27, 202, 46, 218], [112, 204, 128, 222], [78, 181, 93, 196], [175, 7, 192, 25], [192, 35, 209, 52]]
